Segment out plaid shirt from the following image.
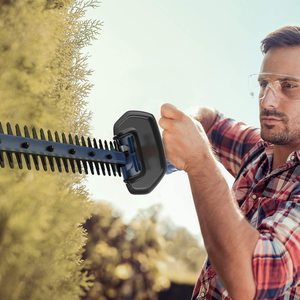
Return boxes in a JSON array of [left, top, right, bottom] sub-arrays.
[[192, 115, 300, 300]]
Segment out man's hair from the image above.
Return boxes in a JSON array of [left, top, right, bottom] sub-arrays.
[[261, 26, 300, 54]]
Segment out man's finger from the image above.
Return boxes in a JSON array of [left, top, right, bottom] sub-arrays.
[[160, 103, 184, 120], [159, 116, 174, 131]]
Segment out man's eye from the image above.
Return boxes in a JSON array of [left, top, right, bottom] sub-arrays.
[[281, 81, 298, 89], [259, 80, 268, 88]]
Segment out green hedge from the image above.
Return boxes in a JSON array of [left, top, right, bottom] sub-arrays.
[[0, 1, 100, 299]]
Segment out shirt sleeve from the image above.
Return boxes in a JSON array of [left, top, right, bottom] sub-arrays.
[[252, 200, 300, 299], [209, 113, 260, 177]]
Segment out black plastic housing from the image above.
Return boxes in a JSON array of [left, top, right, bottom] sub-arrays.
[[114, 111, 167, 194]]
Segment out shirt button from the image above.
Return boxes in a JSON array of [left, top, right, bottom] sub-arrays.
[[252, 194, 257, 200], [198, 281, 209, 299]]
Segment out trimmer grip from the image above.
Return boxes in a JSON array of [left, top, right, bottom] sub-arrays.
[[114, 111, 167, 194]]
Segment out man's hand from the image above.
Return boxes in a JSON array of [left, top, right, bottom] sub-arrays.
[[159, 103, 212, 174]]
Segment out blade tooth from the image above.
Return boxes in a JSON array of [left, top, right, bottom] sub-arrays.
[[14, 152, 23, 169], [87, 161, 94, 175], [80, 137, 89, 174], [97, 139, 106, 175], [23, 153, 31, 170], [93, 138, 103, 174], [67, 158, 76, 174], [105, 162, 111, 176], [23, 125, 31, 170], [73, 136, 83, 174], [87, 137, 100, 175], [91, 139, 101, 175], [62, 158, 69, 173], [32, 154, 40, 170], [83, 162, 89, 174], [15, 124, 22, 137], [3, 124, 14, 167], [109, 141, 117, 176], [99, 139, 104, 149], [75, 160, 82, 174], [54, 157, 62, 172], [47, 130, 53, 142], [96, 139, 106, 176], [68, 133, 74, 145], [87, 162, 94, 175], [14, 124, 24, 169], [74, 135, 81, 146], [85, 155, 94, 175], [6, 122, 13, 135], [47, 156, 55, 172], [93, 138, 98, 148], [93, 162, 100, 175], [66, 134, 76, 173], [81, 136, 87, 147], [87, 137, 92, 147], [84, 137, 95, 175], [37, 129, 48, 170], [0, 151, 4, 168], [117, 165, 122, 177], [109, 163, 117, 176], [54, 131, 61, 143], [63, 134, 76, 173], [0, 122, 4, 134], [40, 128, 46, 140], [81, 159, 89, 174], [81, 136, 96, 175], [113, 141, 122, 176], [39, 155, 48, 171], [5, 151, 14, 168], [32, 127, 38, 139], [113, 140, 119, 150], [62, 132, 67, 144], [104, 141, 111, 176], [24, 126, 30, 138], [61, 133, 74, 173]]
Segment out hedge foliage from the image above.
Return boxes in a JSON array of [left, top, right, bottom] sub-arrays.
[[0, 1, 100, 299]]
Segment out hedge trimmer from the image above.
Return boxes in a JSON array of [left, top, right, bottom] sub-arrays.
[[0, 111, 175, 194]]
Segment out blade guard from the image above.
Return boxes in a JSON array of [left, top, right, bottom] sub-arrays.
[[114, 111, 166, 194]]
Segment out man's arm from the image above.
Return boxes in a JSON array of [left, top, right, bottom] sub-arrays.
[[191, 106, 219, 134], [159, 103, 259, 299], [187, 154, 259, 299], [191, 107, 260, 178]]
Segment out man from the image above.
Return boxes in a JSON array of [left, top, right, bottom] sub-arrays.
[[159, 26, 300, 299]]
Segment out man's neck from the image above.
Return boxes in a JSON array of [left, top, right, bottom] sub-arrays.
[[272, 144, 299, 170]]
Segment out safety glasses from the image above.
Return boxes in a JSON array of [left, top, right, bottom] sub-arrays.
[[248, 73, 300, 102]]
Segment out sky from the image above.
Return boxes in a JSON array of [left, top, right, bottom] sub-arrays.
[[83, 0, 300, 235]]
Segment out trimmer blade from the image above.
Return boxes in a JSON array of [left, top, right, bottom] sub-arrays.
[[0, 122, 123, 177]]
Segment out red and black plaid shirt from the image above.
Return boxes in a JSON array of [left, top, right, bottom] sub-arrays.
[[192, 115, 300, 299]]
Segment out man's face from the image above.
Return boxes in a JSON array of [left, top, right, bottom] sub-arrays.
[[259, 46, 300, 147]]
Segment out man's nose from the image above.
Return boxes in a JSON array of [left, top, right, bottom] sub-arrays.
[[260, 83, 280, 107]]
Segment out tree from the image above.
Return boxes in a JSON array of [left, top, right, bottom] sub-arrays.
[[159, 219, 207, 285], [82, 202, 169, 300]]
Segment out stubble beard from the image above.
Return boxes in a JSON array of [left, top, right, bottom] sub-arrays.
[[260, 123, 290, 145], [260, 109, 291, 145]]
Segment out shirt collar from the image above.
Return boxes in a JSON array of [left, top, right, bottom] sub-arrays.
[[258, 140, 300, 164]]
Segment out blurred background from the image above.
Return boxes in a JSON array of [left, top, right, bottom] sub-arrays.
[[84, 0, 300, 236]]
